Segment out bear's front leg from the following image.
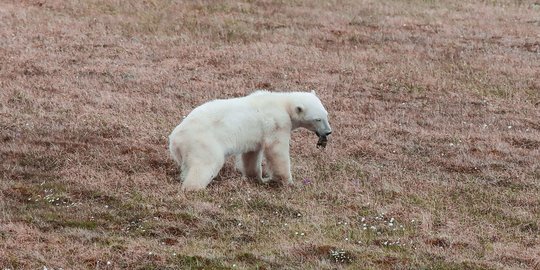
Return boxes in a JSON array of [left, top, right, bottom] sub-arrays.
[[264, 138, 293, 185]]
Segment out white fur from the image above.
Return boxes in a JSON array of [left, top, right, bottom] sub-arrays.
[[168, 91, 331, 191]]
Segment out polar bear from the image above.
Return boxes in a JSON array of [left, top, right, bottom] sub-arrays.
[[168, 90, 332, 191]]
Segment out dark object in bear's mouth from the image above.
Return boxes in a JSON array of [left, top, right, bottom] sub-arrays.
[[317, 136, 328, 148]]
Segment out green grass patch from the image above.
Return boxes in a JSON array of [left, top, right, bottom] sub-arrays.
[[169, 255, 230, 270]]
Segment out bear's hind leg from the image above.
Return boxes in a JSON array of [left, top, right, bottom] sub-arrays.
[[169, 138, 183, 165], [241, 150, 263, 182], [181, 158, 224, 191], [180, 162, 189, 182], [170, 139, 189, 181]]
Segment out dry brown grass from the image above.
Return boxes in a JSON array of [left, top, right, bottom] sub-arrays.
[[1, 0, 539, 269]]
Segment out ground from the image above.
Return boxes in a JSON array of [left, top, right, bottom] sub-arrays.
[[0, 0, 539, 269]]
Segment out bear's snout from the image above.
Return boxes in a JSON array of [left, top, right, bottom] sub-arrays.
[[315, 130, 332, 137]]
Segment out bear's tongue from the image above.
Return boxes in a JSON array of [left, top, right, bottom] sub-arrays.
[[317, 135, 328, 148]]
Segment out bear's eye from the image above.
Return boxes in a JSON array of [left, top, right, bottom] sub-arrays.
[[315, 118, 322, 122]]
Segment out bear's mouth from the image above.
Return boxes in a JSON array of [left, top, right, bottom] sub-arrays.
[[316, 135, 328, 148]]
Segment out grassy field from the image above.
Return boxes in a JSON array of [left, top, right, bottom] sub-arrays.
[[1, 0, 539, 269]]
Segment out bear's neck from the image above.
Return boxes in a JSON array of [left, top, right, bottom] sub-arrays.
[[251, 93, 298, 131]]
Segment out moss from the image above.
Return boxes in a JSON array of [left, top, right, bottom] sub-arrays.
[[419, 257, 494, 270]]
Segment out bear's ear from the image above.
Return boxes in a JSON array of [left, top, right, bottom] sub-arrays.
[[295, 105, 304, 114]]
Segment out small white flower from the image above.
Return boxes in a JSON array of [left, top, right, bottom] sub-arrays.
[[300, 232, 305, 236], [107, 261, 111, 265]]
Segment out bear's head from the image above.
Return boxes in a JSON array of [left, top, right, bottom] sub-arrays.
[[291, 91, 332, 147]]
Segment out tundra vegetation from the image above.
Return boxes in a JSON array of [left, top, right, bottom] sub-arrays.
[[0, 0, 539, 269]]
